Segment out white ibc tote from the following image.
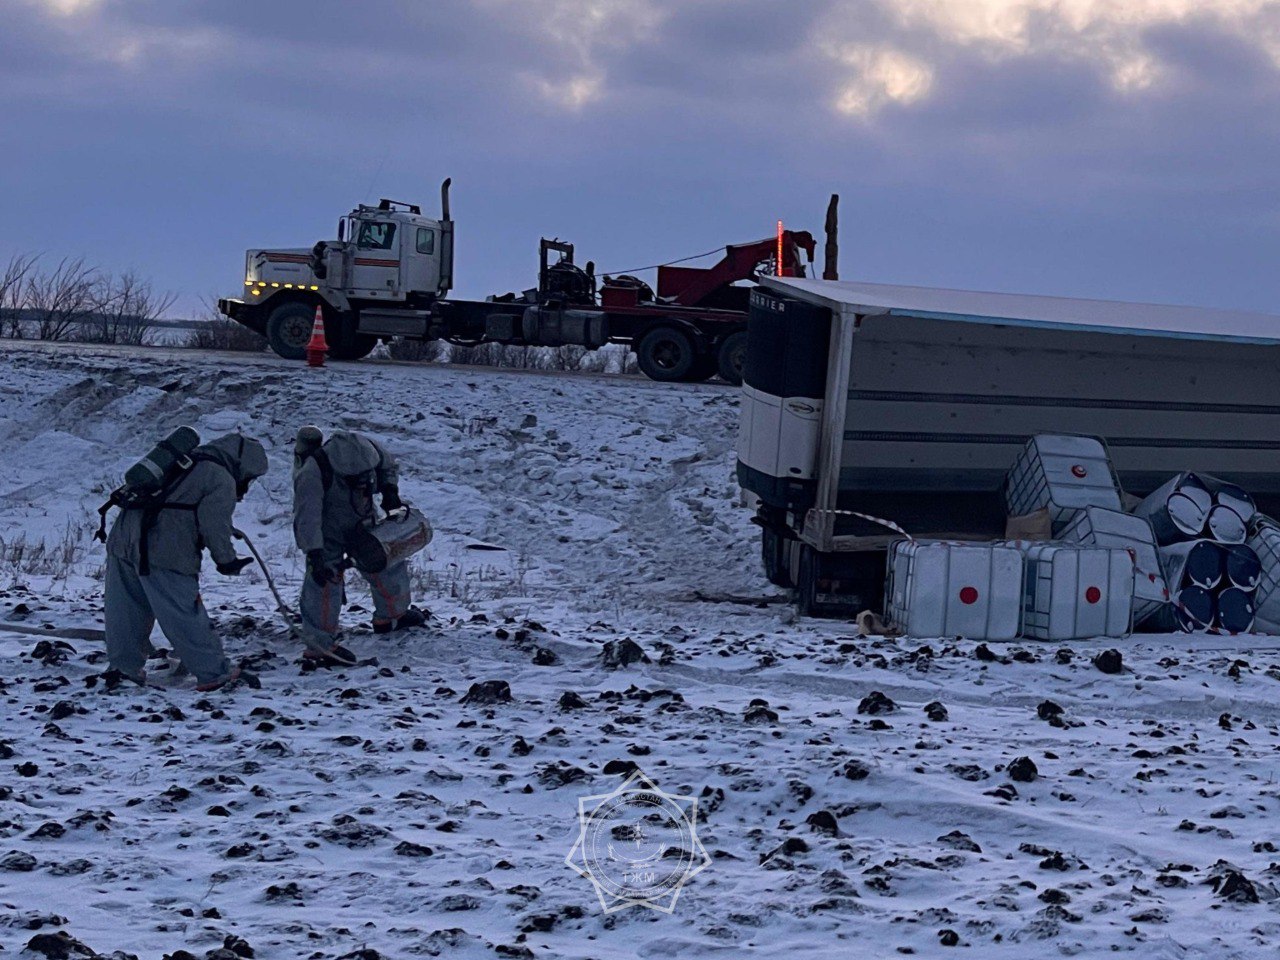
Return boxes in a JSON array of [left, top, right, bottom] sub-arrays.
[[1016, 543, 1134, 641], [885, 540, 1024, 641], [1058, 506, 1168, 624], [1004, 434, 1123, 533], [1247, 522, 1280, 635]]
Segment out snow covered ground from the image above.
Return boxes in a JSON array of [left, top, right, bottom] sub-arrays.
[[3, 342, 1280, 959]]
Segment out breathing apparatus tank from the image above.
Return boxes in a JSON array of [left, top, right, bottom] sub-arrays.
[[123, 426, 200, 494], [95, 425, 201, 543], [349, 506, 434, 574]]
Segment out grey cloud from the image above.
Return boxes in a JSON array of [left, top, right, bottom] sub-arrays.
[[1, 0, 1279, 314]]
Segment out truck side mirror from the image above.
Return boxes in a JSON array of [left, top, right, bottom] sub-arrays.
[[338, 220, 345, 242]]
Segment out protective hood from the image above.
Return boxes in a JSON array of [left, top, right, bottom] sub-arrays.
[[202, 433, 269, 484], [322, 431, 381, 476]]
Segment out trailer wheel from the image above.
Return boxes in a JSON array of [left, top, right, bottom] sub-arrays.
[[635, 327, 696, 382], [265, 301, 316, 360], [717, 331, 748, 386]]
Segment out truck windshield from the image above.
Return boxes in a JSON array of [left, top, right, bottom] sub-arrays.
[[357, 221, 396, 250]]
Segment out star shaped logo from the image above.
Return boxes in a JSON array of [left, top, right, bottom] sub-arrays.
[[565, 768, 712, 914]]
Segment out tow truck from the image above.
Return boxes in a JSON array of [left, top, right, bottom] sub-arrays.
[[217, 179, 816, 383]]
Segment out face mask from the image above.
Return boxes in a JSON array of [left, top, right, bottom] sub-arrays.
[[236, 479, 251, 501]]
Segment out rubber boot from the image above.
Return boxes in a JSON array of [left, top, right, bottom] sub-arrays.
[[372, 606, 427, 635], [195, 666, 241, 692]]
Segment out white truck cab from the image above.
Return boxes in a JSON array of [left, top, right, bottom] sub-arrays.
[[317, 200, 452, 303], [221, 181, 454, 359]]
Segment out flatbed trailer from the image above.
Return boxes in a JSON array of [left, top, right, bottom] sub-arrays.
[[349, 237, 810, 384]]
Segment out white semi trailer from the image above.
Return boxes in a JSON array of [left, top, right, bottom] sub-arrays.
[[736, 276, 1280, 615]]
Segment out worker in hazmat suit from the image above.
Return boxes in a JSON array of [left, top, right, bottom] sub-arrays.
[[104, 433, 269, 690], [292, 427, 426, 656]]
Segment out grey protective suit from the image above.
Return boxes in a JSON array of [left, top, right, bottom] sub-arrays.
[[105, 433, 269, 684], [293, 431, 411, 644]]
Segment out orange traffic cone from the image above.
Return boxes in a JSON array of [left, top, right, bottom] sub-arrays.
[[305, 305, 328, 368]]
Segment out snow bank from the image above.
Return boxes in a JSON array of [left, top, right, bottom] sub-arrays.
[[2, 345, 1279, 958]]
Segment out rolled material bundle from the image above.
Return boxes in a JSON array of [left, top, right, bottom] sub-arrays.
[[1150, 541, 1228, 634], [1215, 587, 1257, 634], [1147, 584, 1215, 633], [1207, 479, 1256, 527], [1223, 544, 1262, 591], [1133, 474, 1212, 545], [1205, 504, 1247, 545], [1177, 586, 1217, 632], [1160, 540, 1224, 591]]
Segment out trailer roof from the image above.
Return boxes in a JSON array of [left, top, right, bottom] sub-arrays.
[[763, 276, 1280, 345]]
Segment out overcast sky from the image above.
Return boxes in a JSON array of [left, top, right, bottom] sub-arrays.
[[4, 0, 1280, 316]]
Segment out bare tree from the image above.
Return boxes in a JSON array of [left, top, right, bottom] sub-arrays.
[[25, 258, 97, 341], [85, 270, 176, 345], [0, 253, 39, 339], [183, 297, 267, 352], [543, 344, 588, 371], [387, 337, 446, 362]]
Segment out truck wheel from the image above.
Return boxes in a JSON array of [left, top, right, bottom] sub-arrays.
[[265, 301, 317, 360], [794, 544, 819, 617], [681, 355, 717, 382], [762, 528, 793, 588], [717, 331, 748, 386], [635, 327, 696, 382]]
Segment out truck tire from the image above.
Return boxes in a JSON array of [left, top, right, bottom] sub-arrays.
[[794, 544, 819, 617], [635, 327, 696, 382], [717, 331, 748, 386], [265, 301, 317, 360], [793, 548, 888, 618], [681, 355, 717, 383], [762, 528, 793, 588]]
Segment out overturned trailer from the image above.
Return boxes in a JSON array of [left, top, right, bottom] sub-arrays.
[[736, 276, 1280, 615]]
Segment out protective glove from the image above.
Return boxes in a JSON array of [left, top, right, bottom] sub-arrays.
[[307, 549, 337, 586], [216, 557, 253, 576], [380, 485, 403, 512]]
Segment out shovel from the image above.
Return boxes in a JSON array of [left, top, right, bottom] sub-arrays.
[[233, 528, 358, 666]]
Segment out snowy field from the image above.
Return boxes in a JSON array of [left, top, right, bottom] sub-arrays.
[[3, 342, 1280, 959]]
